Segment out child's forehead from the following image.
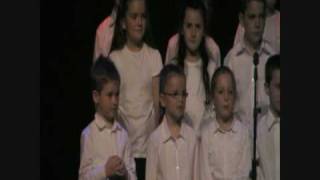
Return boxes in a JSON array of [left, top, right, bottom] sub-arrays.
[[165, 73, 185, 86]]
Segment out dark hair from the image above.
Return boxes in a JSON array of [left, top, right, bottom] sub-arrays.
[[211, 66, 237, 99], [159, 64, 186, 94], [176, 0, 210, 104], [91, 56, 120, 92], [111, 0, 155, 51], [239, 0, 266, 14], [265, 54, 280, 85]]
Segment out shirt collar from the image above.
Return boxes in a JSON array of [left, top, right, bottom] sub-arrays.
[[266, 109, 280, 131], [212, 113, 239, 134], [235, 38, 273, 57], [160, 115, 187, 143], [94, 113, 122, 132]]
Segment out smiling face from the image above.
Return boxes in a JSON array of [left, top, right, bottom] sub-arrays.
[[182, 7, 205, 55], [212, 72, 236, 122], [122, 0, 146, 46], [93, 80, 120, 122]]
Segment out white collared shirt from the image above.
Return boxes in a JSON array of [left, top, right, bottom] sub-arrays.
[[233, 10, 280, 54], [79, 113, 136, 180], [109, 43, 163, 158], [200, 113, 252, 180], [257, 109, 280, 180], [224, 39, 276, 132], [146, 115, 199, 180]]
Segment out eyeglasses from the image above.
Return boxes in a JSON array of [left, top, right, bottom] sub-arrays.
[[162, 91, 189, 98]]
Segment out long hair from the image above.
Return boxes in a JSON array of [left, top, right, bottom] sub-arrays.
[[176, 0, 210, 104], [111, 0, 155, 51]]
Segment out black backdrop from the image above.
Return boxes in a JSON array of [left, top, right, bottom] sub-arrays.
[[41, 0, 280, 179]]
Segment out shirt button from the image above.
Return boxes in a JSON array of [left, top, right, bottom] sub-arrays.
[[176, 166, 180, 170]]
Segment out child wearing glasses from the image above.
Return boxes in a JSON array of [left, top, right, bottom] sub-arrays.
[[146, 64, 199, 180], [166, 0, 219, 134]]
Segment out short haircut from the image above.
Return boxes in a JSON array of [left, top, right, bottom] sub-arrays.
[[159, 64, 185, 94], [265, 54, 280, 84], [210, 66, 237, 99], [91, 56, 120, 92], [239, 0, 266, 14]]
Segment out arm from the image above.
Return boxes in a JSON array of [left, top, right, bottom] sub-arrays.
[[152, 75, 160, 125], [152, 51, 163, 125], [123, 141, 137, 180], [165, 34, 179, 65], [78, 133, 107, 180]]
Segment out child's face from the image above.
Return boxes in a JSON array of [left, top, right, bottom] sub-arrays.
[[240, 0, 265, 47], [212, 73, 236, 122], [93, 80, 120, 122], [182, 7, 204, 55], [160, 74, 187, 122], [265, 69, 280, 116], [122, 0, 146, 45]]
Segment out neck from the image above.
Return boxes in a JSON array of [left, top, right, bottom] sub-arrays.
[[186, 51, 200, 62], [216, 115, 233, 131], [97, 112, 114, 129], [126, 40, 143, 52], [165, 114, 182, 139], [244, 38, 261, 55]]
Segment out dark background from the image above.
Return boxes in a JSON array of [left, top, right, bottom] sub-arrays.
[[41, 0, 280, 179]]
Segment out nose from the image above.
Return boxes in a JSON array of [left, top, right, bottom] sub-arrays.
[[137, 16, 143, 26]]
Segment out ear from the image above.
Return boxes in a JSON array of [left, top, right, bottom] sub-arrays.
[[92, 90, 100, 104], [264, 82, 270, 96], [159, 94, 166, 107]]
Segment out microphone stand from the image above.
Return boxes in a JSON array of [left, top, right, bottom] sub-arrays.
[[251, 52, 259, 180]]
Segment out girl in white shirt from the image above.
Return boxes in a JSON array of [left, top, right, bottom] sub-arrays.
[[166, 0, 219, 134], [200, 66, 251, 180], [108, 0, 163, 179]]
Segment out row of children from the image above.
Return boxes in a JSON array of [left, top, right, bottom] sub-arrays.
[[79, 0, 280, 179]]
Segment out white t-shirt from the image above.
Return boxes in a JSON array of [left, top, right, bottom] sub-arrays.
[[109, 43, 163, 158]]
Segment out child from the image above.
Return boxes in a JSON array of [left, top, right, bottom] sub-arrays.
[[257, 54, 280, 180], [200, 66, 251, 180], [79, 56, 136, 180], [233, 0, 280, 53], [109, 0, 163, 179], [93, 0, 121, 61], [224, 0, 276, 131], [166, 0, 220, 134], [146, 64, 199, 180]]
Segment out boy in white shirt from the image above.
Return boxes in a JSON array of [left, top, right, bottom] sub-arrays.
[[79, 56, 136, 180], [146, 64, 199, 180], [257, 54, 280, 180], [224, 0, 276, 132]]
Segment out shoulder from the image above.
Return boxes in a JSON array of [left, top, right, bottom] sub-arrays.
[[81, 120, 96, 142], [224, 43, 243, 65]]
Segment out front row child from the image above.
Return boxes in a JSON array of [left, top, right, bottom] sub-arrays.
[[79, 56, 136, 180], [146, 64, 199, 180], [257, 54, 280, 180], [200, 66, 251, 180]]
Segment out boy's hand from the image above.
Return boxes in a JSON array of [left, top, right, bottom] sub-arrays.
[[104, 155, 125, 177]]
